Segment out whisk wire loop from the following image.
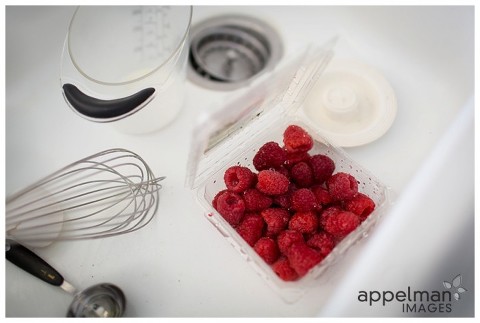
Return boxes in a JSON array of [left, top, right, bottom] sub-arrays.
[[6, 148, 163, 247]]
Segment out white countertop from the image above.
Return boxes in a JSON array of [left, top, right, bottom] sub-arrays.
[[5, 6, 474, 317]]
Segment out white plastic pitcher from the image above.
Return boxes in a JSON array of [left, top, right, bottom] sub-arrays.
[[60, 6, 192, 134]]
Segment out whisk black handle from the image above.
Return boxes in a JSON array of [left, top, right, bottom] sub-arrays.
[[5, 239, 64, 287]]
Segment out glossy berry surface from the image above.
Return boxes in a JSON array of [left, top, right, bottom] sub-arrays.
[[254, 237, 280, 264], [256, 170, 290, 195], [214, 191, 245, 226], [253, 141, 287, 171], [261, 208, 290, 236], [272, 257, 298, 281], [224, 166, 256, 193], [243, 188, 272, 212], [236, 213, 265, 247], [286, 242, 323, 276], [283, 125, 314, 153], [310, 154, 335, 184], [288, 211, 318, 234], [324, 211, 360, 238], [344, 193, 376, 221], [327, 172, 359, 201], [291, 188, 318, 212]]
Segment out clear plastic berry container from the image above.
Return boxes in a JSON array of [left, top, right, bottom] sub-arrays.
[[187, 41, 390, 303]]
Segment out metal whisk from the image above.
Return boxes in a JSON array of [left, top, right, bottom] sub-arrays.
[[6, 148, 164, 247]]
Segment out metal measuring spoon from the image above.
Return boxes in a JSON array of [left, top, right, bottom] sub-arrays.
[[6, 239, 126, 317], [66, 283, 125, 317]]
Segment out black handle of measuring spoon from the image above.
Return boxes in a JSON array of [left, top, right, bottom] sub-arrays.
[[5, 239, 64, 287]]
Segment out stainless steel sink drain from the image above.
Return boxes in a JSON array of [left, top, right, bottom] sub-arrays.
[[188, 15, 283, 90]]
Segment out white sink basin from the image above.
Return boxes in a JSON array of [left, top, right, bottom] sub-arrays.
[[5, 6, 474, 317]]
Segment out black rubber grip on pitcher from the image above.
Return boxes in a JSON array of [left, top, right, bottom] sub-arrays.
[[6, 239, 64, 286], [62, 83, 155, 120]]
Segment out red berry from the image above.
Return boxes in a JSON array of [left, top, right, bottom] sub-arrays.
[[283, 125, 313, 153], [261, 208, 290, 236], [236, 213, 265, 247], [327, 172, 359, 201], [286, 242, 323, 277], [272, 183, 296, 209], [310, 154, 335, 184], [319, 206, 342, 229], [272, 257, 298, 281], [274, 165, 290, 178], [272, 194, 290, 210], [243, 188, 272, 212], [307, 232, 335, 257], [214, 191, 245, 226], [290, 161, 314, 187], [212, 189, 228, 210], [324, 211, 360, 238], [253, 141, 287, 171], [277, 230, 304, 255], [289, 211, 318, 234], [256, 170, 290, 195], [311, 185, 333, 206], [291, 188, 318, 212], [224, 166, 256, 193], [284, 151, 311, 168], [254, 237, 280, 264], [344, 193, 376, 221]]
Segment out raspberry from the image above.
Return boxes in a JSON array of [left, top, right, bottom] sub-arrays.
[[291, 188, 318, 212], [214, 191, 245, 226], [272, 183, 296, 209], [243, 188, 272, 212], [310, 154, 335, 184], [253, 141, 287, 171], [272, 257, 298, 281], [236, 213, 265, 247], [261, 208, 290, 236], [272, 194, 291, 210], [286, 242, 323, 277], [212, 189, 228, 210], [319, 206, 342, 229], [290, 161, 313, 187], [324, 211, 360, 238], [288, 211, 318, 234], [284, 151, 311, 169], [254, 237, 280, 264], [311, 185, 333, 206], [274, 165, 290, 179], [344, 193, 376, 221], [283, 125, 313, 153], [277, 230, 304, 255], [224, 166, 256, 193], [307, 232, 335, 257], [327, 172, 359, 201], [256, 170, 290, 195]]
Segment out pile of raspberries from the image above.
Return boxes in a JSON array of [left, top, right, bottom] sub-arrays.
[[212, 125, 375, 281]]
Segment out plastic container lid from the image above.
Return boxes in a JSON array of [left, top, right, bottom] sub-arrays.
[[303, 58, 397, 147]]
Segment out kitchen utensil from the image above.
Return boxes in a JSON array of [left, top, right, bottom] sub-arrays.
[[6, 239, 126, 317], [60, 6, 192, 134], [6, 148, 164, 248]]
